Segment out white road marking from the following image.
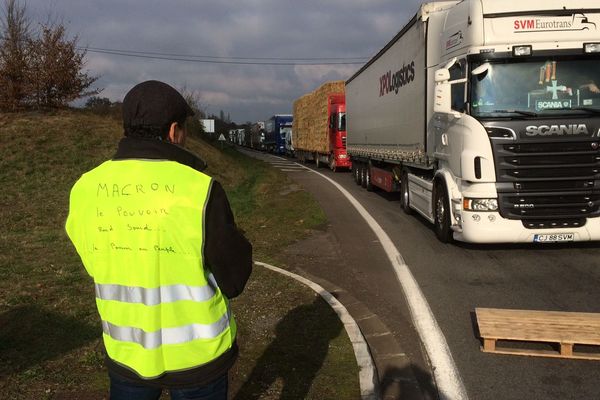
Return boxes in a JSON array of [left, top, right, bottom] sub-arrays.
[[238, 149, 466, 398], [298, 163, 468, 400], [255, 261, 378, 400]]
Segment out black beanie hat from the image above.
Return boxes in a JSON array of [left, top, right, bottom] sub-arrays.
[[122, 80, 194, 129]]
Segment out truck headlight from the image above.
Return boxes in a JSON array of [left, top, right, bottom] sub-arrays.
[[463, 198, 498, 212], [512, 45, 532, 57], [584, 43, 600, 54]]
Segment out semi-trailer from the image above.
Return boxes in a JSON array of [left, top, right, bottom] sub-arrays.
[[346, 0, 600, 243], [228, 128, 246, 146], [293, 81, 351, 171], [264, 114, 293, 154]]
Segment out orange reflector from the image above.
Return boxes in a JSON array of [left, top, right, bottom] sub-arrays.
[[463, 199, 471, 210]]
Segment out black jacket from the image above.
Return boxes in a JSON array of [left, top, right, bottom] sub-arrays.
[[107, 136, 252, 387]]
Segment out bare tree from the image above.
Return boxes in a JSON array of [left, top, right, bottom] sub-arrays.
[[1, 0, 100, 111], [27, 23, 99, 108], [0, 0, 31, 111], [179, 84, 206, 136], [179, 83, 206, 118]]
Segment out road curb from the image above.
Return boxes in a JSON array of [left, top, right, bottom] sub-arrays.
[[255, 261, 379, 400]]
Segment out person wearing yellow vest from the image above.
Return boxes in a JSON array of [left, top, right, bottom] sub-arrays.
[[66, 80, 252, 400]]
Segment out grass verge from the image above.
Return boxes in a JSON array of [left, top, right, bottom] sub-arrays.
[[0, 110, 358, 399]]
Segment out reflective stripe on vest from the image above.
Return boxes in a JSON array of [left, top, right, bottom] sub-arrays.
[[101, 309, 231, 349], [95, 273, 219, 306]]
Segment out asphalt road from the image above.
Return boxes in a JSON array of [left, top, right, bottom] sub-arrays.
[[239, 148, 600, 400]]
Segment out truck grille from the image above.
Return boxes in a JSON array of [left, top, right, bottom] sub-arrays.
[[493, 140, 600, 227]]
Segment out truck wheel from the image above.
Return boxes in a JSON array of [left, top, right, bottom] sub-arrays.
[[354, 164, 361, 184], [365, 166, 374, 191], [360, 165, 367, 188], [315, 154, 321, 168], [400, 172, 412, 215], [434, 181, 453, 243], [329, 156, 337, 172]]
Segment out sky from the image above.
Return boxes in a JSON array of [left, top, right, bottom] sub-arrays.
[[26, 0, 423, 124]]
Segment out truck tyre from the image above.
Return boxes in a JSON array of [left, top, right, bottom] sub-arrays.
[[365, 166, 374, 191], [329, 155, 337, 172], [360, 165, 367, 188], [434, 181, 453, 243], [354, 164, 361, 185], [400, 171, 412, 215], [315, 154, 321, 168]]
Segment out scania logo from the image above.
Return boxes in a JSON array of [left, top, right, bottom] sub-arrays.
[[525, 124, 589, 136], [514, 204, 535, 209]]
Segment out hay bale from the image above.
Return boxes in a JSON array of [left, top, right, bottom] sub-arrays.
[[293, 81, 345, 153]]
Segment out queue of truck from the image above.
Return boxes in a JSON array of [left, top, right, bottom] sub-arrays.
[[241, 0, 600, 244]]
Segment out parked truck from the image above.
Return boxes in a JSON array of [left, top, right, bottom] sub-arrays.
[[228, 128, 246, 146], [264, 114, 293, 154], [293, 81, 351, 171], [250, 121, 265, 150], [346, 0, 600, 243]]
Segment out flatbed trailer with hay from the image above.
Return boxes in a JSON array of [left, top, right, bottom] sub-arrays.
[[293, 81, 351, 171]]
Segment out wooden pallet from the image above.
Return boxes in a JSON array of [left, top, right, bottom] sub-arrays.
[[476, 307, 600, 360]]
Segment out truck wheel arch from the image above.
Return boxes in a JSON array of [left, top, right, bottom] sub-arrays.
[[329, 154, 337, 172], [432, 171, 459, 243], [433, 178, 452, 242], [400, 169, 412, 214], [433, 170, 459, 203]]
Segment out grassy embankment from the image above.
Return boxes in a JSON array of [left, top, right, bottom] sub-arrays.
[[0, 110, 359, 399]]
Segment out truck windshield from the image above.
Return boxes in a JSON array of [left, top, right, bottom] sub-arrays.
[[471, 57, 600, 118], [338, 112, 346, 131]]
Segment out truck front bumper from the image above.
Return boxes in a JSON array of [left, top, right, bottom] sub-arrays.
[[335, 158, 352, 168], [334, 153, 352, 168], [454, 212, 600, 243]]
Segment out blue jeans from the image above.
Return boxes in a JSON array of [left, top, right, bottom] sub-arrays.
[[109, 373, 228, 400]]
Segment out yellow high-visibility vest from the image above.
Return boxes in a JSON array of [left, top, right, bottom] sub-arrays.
[[66, 159, 236, 378]]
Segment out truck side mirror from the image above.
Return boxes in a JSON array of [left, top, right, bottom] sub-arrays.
[[434, 67, 463, 119], [434, 68, 452, 114]]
